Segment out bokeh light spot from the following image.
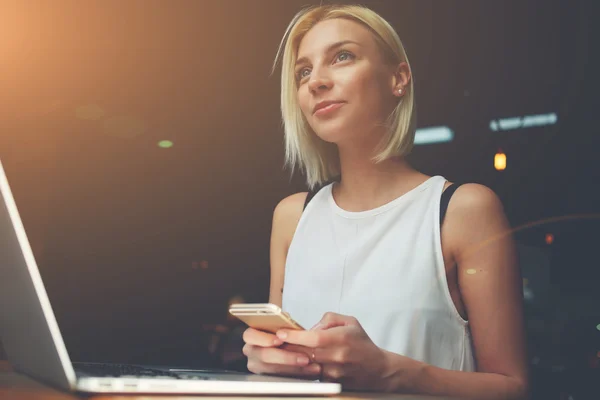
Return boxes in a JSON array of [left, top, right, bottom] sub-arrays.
[[545, 233, 554, 245], [494, 149, 507, 171], [597, 324, 600, 332], [466, 269, 477, 275], [192, 260, 209, 270], [158, 140, 174, 148], [75, 104, 105, 120]]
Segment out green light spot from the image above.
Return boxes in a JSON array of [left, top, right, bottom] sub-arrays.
[[158, 140, 173, 148], [597, 324, 600, 331]]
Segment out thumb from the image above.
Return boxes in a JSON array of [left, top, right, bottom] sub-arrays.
[[310, 312, 352, 331]]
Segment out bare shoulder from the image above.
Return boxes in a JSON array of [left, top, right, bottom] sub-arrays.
[[273, 192, 309, 223], [274, 192, 308, 213], [444, 183, 511, 261], [272, 192, 309, 248], [447, 183, 505, 216]]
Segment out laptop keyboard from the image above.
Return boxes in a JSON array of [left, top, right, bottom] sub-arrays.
[[73, 362, 214, 380]]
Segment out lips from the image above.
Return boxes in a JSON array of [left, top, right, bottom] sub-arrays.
[[313, 101, 346, 115]]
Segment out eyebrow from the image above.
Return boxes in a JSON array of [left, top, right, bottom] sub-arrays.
[[295, 40, 361, 68]]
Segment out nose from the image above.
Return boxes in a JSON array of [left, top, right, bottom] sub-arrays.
[[307, 66, 333, 94]]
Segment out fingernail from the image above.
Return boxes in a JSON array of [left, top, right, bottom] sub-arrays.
[[297, 356, 309, 365], [273, 338, 283, 346], [276, 331, 287, 339]]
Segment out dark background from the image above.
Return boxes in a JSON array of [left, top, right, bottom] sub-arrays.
[[1, 0, 599, 398]]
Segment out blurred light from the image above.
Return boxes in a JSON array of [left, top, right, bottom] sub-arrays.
[[523, 278, 529, 286], [597, 324, 600, 331], [545, 233, 554, 245], [75, 104, 105, 120], [192, 260, 209, 270], [466, 269, 477, 275], [158, 140, 173, 148], [494, 149, 507, 171], [489, 112, 557, 132], [414, 126, 454, 145], [103, 115, 148, 139]]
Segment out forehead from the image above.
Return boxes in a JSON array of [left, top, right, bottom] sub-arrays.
[[297, 18, 376, 58]]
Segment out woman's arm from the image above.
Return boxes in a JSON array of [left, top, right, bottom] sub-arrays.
[[268, 192, 308, 306], [384, 183, 530, 399], [243, 192, 321, 378]]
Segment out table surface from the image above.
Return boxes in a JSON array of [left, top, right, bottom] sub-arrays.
[[0, 360, 458, 400]]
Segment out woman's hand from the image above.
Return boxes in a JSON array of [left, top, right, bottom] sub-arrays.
[[275, 312, 394, 391], [242, 327, 322, 378]]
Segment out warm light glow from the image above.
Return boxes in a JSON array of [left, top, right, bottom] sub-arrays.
[[103, 115, 148, 139], [495, 150, 506, 170], [466, 269, 477, 275], [75, 104, 105, 120], [545, 233, 554, 245], [158, 140, 174, 148]]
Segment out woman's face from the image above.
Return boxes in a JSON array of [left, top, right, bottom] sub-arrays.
[[295, 18, 401, 146]]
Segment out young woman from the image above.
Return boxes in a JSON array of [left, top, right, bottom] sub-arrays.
[[242, 4, 529, 399]]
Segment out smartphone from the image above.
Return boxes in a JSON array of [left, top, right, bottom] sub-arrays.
[[228, 303, 305, 333]]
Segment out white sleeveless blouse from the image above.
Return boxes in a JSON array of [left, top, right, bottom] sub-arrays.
[[282, 176, 476, 372]]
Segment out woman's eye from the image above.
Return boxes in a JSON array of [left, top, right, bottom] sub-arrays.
[[296, 68, 310, 81], [296, 52, 353, 82], [336, 51, 354, 62]]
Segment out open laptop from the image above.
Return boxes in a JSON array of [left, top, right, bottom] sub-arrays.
[[0, 157, 341, 395]]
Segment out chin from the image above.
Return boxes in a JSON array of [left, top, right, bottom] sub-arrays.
[[311, 120, 352, 144], [313, 128, 345, 144]]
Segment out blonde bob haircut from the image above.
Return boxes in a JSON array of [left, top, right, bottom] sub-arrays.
[[273, 4, 417, 190]]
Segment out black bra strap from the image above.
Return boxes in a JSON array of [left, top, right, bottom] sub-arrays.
[[303, 177, 340, 211], [303, 189, 318, 211], [440, 183, 462, 225]]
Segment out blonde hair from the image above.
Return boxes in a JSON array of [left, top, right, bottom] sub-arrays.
[[272, 4, 417, 189]]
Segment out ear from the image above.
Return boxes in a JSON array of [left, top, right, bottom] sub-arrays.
[[392, 62, 411, 94]]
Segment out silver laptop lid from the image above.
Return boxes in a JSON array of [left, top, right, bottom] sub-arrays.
[[0, 158, 77, 390]]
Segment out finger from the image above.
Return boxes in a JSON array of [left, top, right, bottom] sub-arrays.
[[280, 343, 313, 357], [248, 360, 322, 378], [244, 344, 313, 367], [243, 327, 283, 347], [321, 364, 346, 382], [309, 346, 352, 364], [276, 327, 339, 347], [311, 312, 354, 331]]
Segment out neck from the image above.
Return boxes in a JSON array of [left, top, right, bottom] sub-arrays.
[[333, 142, 426, 211]]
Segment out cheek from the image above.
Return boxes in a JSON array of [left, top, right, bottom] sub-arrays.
[[341, 66, 387, 106], [345, 77, 388, 122], [297, 89, 312, 118]]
